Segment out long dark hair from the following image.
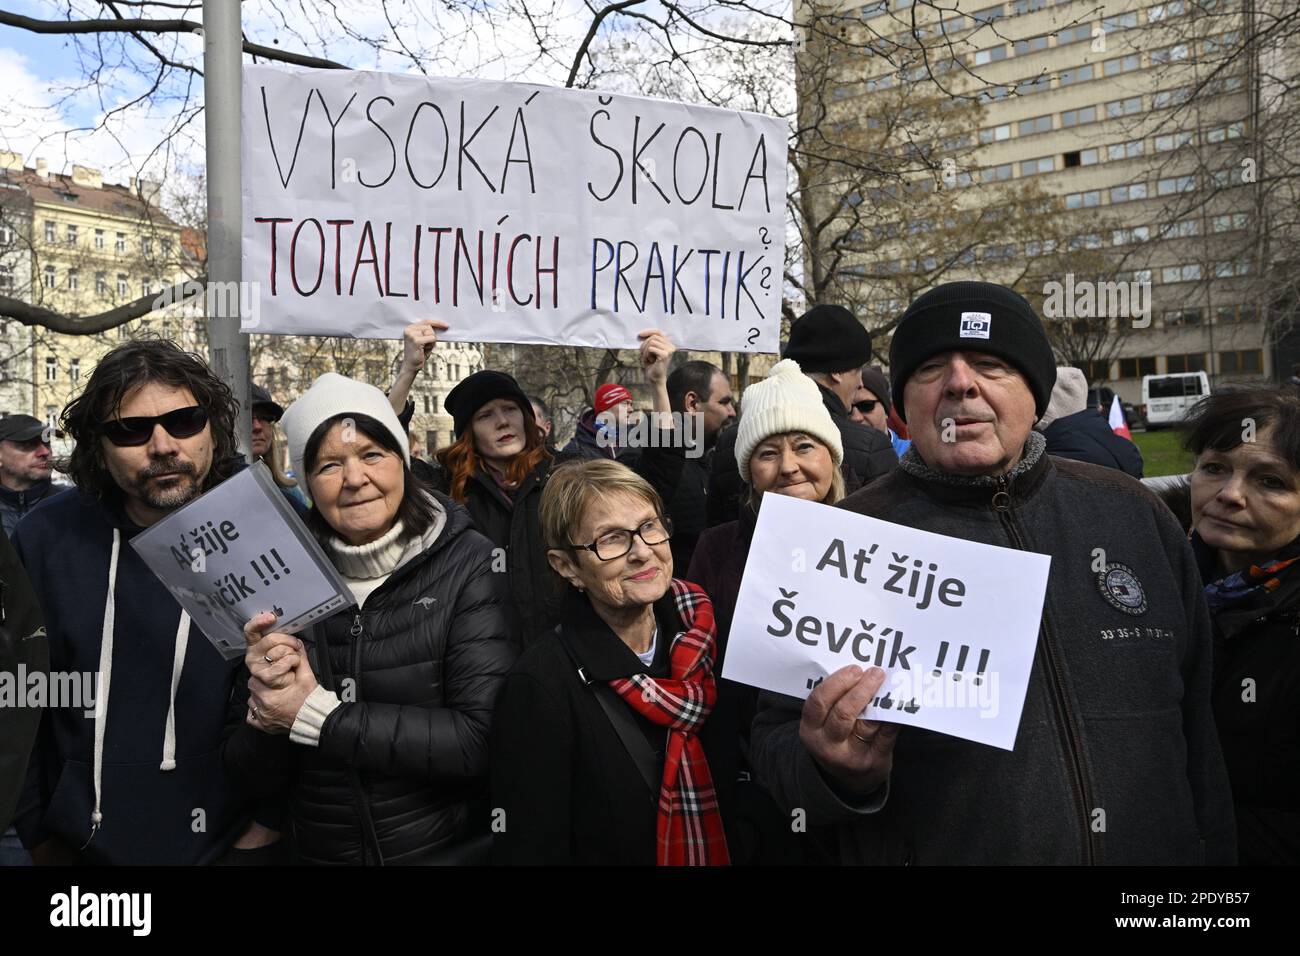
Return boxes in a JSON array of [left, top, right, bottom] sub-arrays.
[[302, 412, 440, 546], [62, 337, 240, 501]]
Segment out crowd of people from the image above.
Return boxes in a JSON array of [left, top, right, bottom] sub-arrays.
[[0, 279, 1296, 866]]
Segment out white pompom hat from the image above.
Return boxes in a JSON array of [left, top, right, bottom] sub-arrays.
[[281, 372, 410, 483], [734, 359, 844, 482]]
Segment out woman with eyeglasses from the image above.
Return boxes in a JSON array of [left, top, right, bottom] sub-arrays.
[[683, 359, 847, 864], [490, 459, 729, 865]]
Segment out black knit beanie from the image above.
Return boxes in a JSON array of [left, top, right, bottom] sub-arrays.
[[889, 282, 1057, 421], [443, 370, 534, 438], [782, 304, 874, 374]]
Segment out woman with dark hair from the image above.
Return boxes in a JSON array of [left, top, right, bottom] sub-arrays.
[[222, 373, 516, 865], [411, 329, 681, 647], [1183, 386, 1300, 864]]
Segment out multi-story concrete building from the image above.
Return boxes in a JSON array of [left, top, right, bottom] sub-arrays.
[[0, 172, 35, 417], [800, 0, 1278, 404]]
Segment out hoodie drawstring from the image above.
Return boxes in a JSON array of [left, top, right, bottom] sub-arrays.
[[160, 611, 191, 771], [86, 528, 192, 849], [87, 528, 121, 848]]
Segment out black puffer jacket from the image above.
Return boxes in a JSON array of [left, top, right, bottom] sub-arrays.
[[1041, 410, 1144, 477], [415, 437, 683, 648], [223, 492, 516, 865]]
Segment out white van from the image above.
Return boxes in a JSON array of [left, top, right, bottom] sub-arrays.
[[1141, 371, 1210, 428]]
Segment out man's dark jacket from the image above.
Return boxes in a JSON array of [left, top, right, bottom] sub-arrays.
[[0, 528, 45, 836], [0, 478, 61, 538], [708, 382, 896, 527], [560, 409, 617, 461], [1041, 410, 1144, 478], [223, 492, 516, 865], [751, 433, 1236, 864]]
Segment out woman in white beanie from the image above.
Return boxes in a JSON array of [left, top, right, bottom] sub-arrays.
[[682, 358, 845, 864], [223, 372, 517, 865]]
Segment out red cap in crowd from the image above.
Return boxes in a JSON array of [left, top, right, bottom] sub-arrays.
[[594, 383, 633, 415]]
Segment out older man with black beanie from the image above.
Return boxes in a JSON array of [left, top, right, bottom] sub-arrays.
[[752, 281, 1236, 865], [706, 304, 897, 526]]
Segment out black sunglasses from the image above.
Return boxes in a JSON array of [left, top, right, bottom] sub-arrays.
[[101, 406, 209, 447], [853, 399, 880, 414], [252, 407, 281, 424]]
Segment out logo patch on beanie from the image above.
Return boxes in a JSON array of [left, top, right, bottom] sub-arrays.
[[959, 312, 992, 339]]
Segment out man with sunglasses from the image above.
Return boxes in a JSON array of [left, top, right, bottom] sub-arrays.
[[851, 367, 911, 459], [9, 340, 276, 865], [0, 415, 65, 539]]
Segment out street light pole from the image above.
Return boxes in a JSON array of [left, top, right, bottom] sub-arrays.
[[203, 0, 251, 457]]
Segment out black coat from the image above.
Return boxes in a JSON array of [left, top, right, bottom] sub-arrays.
[[223, 492, 517, 865], [490, 588, 706, 865], [1199, 535, 1300, 864], [1042, 410, 1144, 477], [707, 383, 897, 527], [0, 527, 46, 836], [415, 439, 683, 648], [620, 448, 710, 574]]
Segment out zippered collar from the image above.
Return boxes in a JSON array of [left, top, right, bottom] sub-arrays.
[[896, 430, 1051, 509], [0, 477, 56, 511]]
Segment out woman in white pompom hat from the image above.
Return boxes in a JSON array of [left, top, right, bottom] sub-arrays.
[[681, 358, 845, 864]]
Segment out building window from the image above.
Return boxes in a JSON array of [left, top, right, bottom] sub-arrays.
[[1157, 175, 1196, 195], [973, 45, 1008, 66], [0, 224, 11, 245], [142, 237, 153, 256], [1110, 184, 1148, 203], [1106, 140, 1144, 161], [979, 123, 1013, 144], [66, 224, 78, 246], [1055, 23, 1092, 45], [1065, 190, 1102, 209], [1155, 132, 1195, 152], [982, 163, 1013, 183], [116, 274, 129, 297], [141, 279, 152, 297], [1153, 87, 1192, 109], [0, 265, 11, 291], [1166, 353, 1206, 373], [1112, 226, 1151, 246], [161, 239, 172, 258], [1061, 106, 1097, 128], [422, 395, 432, 414], [95, 228, 105, 250], [1211, 212, 1249, 232], [1118, 357, 1157, 379], [70, 358, 80, 383], [116, 232, 126, 253], [1219, 350, 1262, 375], [44, 221, 56, 243], [1148, 1, 1186, 22], [1102, 12, 1139, 31], [1019, 114, 1052, 136], [1161, 263, 1203, 283], [43, 265, 56, 289], [1014, 35, 1050, 56], [1058, 64, 1094, 87], [1011, 0, 1047, 14], [1020, 156, 1054, 176], [1103, 54, 1140, 76], [67, 268, 79, 291], [1106, 96, 1143, 119], [45, 357, 57, 382], [1164, 308, 1203, 326], [1205, 122, 1246, 143]]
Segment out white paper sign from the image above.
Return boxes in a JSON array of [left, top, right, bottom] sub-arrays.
[[241, 64, 786, 352], [724, 495, 1051, 750], [130, 463, 353, 660]]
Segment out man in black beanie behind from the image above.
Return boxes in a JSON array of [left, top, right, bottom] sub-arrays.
[[752, 281, 1236, 865], [707, 304, 897, 526]]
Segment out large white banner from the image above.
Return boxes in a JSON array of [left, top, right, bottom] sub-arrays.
[[724, 495, 1051, 751], [241, 64, 786, 352]]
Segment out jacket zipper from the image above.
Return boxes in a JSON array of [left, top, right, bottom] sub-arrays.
[[991, 474, 1097, 865]]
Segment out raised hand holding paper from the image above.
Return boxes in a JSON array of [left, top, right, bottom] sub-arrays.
[[724, 494, 1051, 750], [130, 463, 352, 659]]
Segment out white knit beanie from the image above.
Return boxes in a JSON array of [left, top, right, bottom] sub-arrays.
[[735, 359, 844, 482], [281, 372, 411, 483]]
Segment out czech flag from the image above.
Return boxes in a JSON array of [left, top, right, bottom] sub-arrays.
[[1109, 394, 1132, 441]]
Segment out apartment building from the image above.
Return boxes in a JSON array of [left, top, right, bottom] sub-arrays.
[[801, 0, 1277, 403]]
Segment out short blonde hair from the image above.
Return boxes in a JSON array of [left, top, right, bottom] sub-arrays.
[[745, 433, 846, 509], [541, 459, 664, 548]]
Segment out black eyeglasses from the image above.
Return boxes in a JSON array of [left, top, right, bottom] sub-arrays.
[[556, 516, 673, 561], [853, 400, 880, 415], [101, 406, 209, 447]]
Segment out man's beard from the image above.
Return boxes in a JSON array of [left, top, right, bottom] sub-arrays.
[[133, 457, 201, 510]]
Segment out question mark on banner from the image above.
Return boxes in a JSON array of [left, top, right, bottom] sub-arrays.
[[746, 328, 760, 347], [759, 266, 772, 291], [759, 227, 771, 248]]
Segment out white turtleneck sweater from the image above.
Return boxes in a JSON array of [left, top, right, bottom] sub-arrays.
[[290, 521, 411, 746]]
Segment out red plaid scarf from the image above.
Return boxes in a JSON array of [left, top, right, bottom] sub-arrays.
[[609, 579, 730, 866]]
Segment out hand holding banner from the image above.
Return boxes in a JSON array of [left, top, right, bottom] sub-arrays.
[[724, 494, 1051, 750]]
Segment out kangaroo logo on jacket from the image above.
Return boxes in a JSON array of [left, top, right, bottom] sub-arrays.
[[1097, 562, 1148, 616]]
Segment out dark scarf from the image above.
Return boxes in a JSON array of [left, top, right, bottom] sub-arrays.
[[1195, 532, 1300, 619]]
